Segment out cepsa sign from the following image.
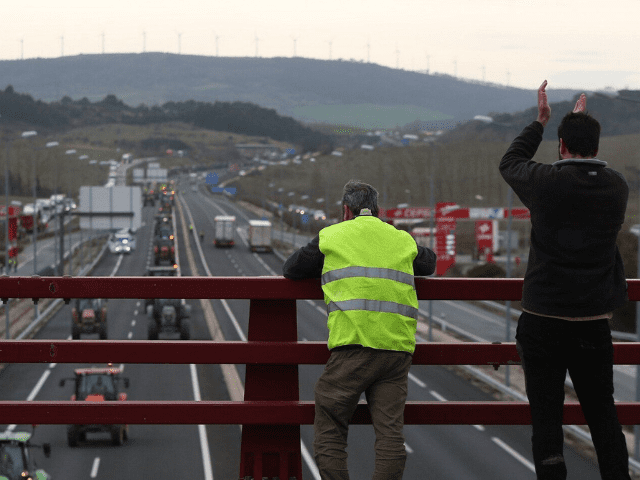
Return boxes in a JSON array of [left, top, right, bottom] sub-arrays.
[[379, 207, 433, 219]]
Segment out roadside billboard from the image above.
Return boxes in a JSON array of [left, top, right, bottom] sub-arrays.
[[79, 186, 142, 231]]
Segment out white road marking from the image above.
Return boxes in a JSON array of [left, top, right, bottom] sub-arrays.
[[109, 254, 124, 277], [443, 300, 505, 327], [305, 299, 327, 316], [5, 367, 55, 433], [127, 332, 133, 339], [131, 320, 136, 327], [136, 301, 141, 307], [491, 437, 536, 472], [474, 425, 485, 431], [429, 390, 447, 402], [134, 310, 138, 316], [90, 457, 100, 478], [190, 364, 215, 480], [408, 372, 426, 388], [252, 252, 276, 275], [236, 228, 250, 248], [404, 442, 414, 454], [300, 439, 321, 480], [27, 370, 50, 401], [49, 363, 57, 369], [221, 299, 247, 342]]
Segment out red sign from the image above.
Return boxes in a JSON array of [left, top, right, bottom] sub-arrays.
[[380, 207, 433, 219], [8, 217, 18, 241], [475, 220, 495, 262], [0, 205, 21, 217], [436, 202, 466, 219], [435, 218, 456, 276]]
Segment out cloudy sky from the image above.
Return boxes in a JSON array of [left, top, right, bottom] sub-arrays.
[[3, 0, 639, 91]]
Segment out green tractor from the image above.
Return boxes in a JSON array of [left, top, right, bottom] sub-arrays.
[[0, 430, 51, 480]]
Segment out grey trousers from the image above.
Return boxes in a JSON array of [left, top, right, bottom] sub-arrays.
[[313, 347, 412, 480]]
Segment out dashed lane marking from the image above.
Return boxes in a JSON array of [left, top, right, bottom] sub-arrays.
[[90, 457, 100, 478], [429, 390, 447, 402], [408, 372, 426, 388], [491, 437, 535, 473]]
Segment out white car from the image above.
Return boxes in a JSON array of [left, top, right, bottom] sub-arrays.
[[109, 230, 136, 254]]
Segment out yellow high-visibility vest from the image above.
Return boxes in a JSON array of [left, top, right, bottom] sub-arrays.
[[319, 215, 419, 354]]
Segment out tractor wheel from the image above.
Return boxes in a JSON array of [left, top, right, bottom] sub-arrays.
[[111, 426, 125, 446], [148, 321, 159, 340], [179, 320, 190, 340], [67, 428, 79, 447]]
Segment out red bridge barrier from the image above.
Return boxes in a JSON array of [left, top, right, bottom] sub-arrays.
[[1, 276, 639, 479]]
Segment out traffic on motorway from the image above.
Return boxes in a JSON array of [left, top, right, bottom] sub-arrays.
[[0, 172, 609, 480]]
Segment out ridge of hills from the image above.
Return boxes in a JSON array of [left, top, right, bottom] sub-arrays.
[[0, 53, 582, 129]]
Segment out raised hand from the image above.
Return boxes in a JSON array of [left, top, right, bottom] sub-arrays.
[[536, 80, 551, 127], [573, 93, 587, 113]]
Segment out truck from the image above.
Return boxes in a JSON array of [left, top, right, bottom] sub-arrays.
[[248, 219, 272, 253], [213, 215, 235, 248]]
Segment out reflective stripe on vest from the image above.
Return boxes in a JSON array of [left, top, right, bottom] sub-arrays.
[[322, 266, 415, 288], [327, 299, 418, 319]]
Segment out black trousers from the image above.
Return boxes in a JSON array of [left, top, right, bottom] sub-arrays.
[[515, 311, 631, 480]]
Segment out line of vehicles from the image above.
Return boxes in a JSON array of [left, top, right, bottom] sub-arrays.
[[212, 215, 273, 252], [2, 178, 277, 478]]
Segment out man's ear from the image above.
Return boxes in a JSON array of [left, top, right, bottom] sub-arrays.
[[559, 138, 570, 158], [342, 205, 354, 221]]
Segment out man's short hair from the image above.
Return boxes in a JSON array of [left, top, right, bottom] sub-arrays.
[[342, 180, 379, 217], [557, 111, 600, 158]]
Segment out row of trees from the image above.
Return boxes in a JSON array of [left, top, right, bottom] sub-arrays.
[[0, 86, 333, 152]]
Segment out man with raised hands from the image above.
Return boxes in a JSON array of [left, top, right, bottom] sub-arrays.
[[500, 81, 631, 479]]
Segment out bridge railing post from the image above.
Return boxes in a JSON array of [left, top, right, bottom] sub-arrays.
[[240, 298, 302, 480]]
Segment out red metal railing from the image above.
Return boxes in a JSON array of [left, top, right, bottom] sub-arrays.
[[1, 276, 639, 479]]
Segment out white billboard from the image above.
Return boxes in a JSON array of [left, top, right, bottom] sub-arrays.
[[79, 186, 142, 231], [147, 168, 168, 182], [133, 168, 145, 182]]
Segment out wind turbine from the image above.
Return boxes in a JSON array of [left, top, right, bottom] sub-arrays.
[[291, 35, 298, 57], [213, 32, 220, 56], [254, 32, 259, 57]]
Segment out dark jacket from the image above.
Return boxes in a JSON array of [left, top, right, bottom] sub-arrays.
[[282, 220, 436, 280], [499, 121, 628, 317]]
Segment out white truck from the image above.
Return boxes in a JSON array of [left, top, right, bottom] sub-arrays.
[[214, 215, 236, 248], [248, 219, 272, 253]]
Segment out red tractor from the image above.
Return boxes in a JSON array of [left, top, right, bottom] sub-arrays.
[[59, 366, 130, 446]]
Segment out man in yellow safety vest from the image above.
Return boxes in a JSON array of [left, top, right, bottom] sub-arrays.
[[283, 180, 436, 480]]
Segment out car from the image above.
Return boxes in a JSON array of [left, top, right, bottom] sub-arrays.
[[59, 366, 130, 447], [71, 298, 108, 339], [0, 431, 51, 480], [313, 210, 327, 221], [108, 230, 136, 254]]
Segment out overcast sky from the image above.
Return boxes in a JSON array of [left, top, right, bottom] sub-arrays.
[[3, 0, 639, 92]]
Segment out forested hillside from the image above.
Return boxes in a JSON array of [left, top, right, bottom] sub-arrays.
[[0, 85, 331, 152], [0, 53, 581, 128]]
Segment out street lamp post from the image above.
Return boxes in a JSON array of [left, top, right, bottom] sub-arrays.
[[22, 131, 39, 320], [3, 136, 11, 338], [45, 141, 63, 275]]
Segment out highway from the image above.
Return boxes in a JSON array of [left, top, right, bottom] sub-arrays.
[[177, 175, 605, 479], [0, 173, 608, 479]]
